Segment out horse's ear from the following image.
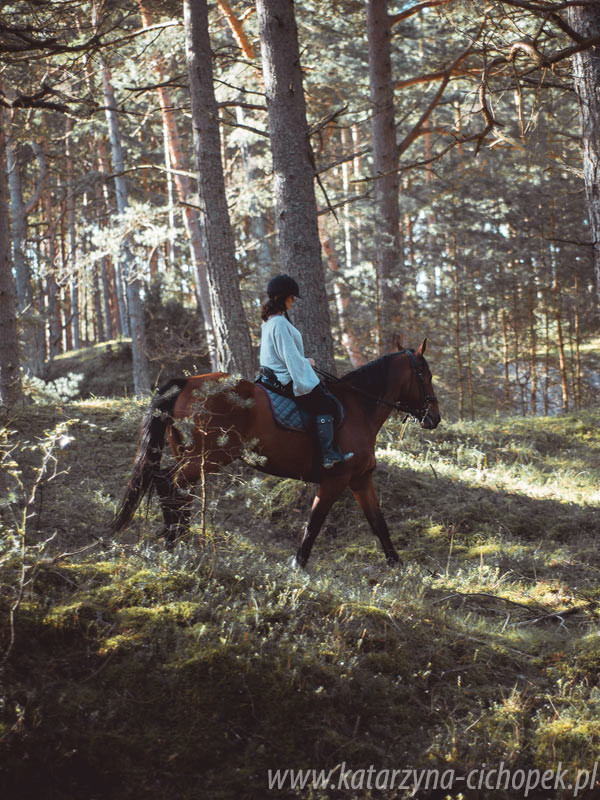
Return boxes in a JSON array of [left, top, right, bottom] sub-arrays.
[[395, 336, 403, 351], [416, 338, 427, 357]]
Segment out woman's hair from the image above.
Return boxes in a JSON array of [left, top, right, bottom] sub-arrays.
[[261, 296, 287, 322]]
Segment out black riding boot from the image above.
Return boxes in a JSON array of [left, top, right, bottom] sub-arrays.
[[315, 415, 354, 469]]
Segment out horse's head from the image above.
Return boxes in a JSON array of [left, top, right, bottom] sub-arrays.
[[394, 338, 441, 429]]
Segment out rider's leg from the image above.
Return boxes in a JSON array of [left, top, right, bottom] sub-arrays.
[[295, 384, 354, 469]]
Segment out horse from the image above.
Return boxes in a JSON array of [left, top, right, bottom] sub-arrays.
[[110, 340, 441, 567]]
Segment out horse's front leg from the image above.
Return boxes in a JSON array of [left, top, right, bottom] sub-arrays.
[[295, 474, 349, 568], [350, 472, 400, 565]]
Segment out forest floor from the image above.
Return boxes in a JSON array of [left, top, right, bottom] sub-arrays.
[[2, 385, 600, 799]]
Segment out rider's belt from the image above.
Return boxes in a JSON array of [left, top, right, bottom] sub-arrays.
[[256, 366, 294, 398]]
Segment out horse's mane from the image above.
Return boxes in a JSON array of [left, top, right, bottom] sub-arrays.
[[329, 354, 397, 413]]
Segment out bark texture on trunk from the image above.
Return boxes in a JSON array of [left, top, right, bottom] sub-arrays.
[[97, 141, 128, 338], [138, 0, 215, 364], [184, 0, 253, 377], [568, 5, 600, 295], [5, 124, 46, 375], [256, 0, 335, 372], [65, 117, 80, 351], [93, 176, 113, 341], [5, 126, 31, 311], [101, 59, 150, 393], [366, 0, 402, 353], [44, 186, 62, 359], [0, 110, 22, 405]]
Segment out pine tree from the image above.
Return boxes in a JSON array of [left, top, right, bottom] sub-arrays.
[[183, 0, 253, 376], [256, 0, 336, 372], [0, 109, 22, 405]]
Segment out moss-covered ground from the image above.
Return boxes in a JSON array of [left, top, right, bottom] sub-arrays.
[[2, 396, 600, 799]]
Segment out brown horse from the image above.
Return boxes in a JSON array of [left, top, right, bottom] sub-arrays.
[[111, 341, 441, 567]]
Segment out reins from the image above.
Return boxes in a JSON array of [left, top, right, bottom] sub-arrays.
[[314, 349, 436, 424]]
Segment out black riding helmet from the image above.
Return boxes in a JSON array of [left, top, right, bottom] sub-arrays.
[[267, 274, 300, 300]]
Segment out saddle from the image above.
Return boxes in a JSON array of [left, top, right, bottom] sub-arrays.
[[255, 367, 344, 433]]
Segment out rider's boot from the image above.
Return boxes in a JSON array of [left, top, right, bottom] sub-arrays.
[[315, 415, 354, 469]]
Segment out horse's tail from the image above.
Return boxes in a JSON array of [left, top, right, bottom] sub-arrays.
[[110, 378, 188, 534]]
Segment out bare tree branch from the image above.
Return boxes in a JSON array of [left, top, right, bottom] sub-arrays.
[[317, 190, 371, 216], [390, 0, 453, 26], [396, 34, 482, 157], [395, 66, 476, 90], [316, 146, 371, 176]]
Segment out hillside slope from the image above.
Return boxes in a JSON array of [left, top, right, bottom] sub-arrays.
[[1, 397, 600, 799]]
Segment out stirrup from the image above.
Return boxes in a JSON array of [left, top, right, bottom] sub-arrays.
[[323, 450, 354, 469], [316, 414, 353, 469]]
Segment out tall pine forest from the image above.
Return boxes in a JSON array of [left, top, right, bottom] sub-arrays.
[[1, 0, 598, 417], [6, 3, 600, 799]]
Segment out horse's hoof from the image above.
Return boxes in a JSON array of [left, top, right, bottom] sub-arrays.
[[291, 551, 308, 570], [386, 552, 401, 567], [160, 524, 183, 550]]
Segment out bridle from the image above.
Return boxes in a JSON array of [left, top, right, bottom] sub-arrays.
[[386, 349, 437, 424], [315, 349, 437, 425]]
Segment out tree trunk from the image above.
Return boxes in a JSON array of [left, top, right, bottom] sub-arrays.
[[5, 121, 32, 310], [340, 126, 355, 274], [106, 257, 121, 338], [543, 295, 550, 415], [548, 203, 569, 412], [568, 5, 600, 298], [528, 274, 538, 415], [236, 102, 273, 285], [553, 275, 569, 412], [216, 0, 256, 59], [318, 218, 366, 368], [93, 176, 113, 340], [183, 0, 253, 376], [0, 110, 22, 406], [138, 0, 215, 364], [58, 209, 73, 352], [256, 0, 336, 372], [44, 185, 62, 359], [573, 273, 583, 410], [450, 233, 464, 417], [366, 0, 402, 354], [5, 121, 46, 375], [101, 58, 150, 393], [65, 117, 81, 351], [512, 280, 524, 415], [463, 297, 474, 419], [351, 124, 365, 267], [97, 141, 128, 337], [92, 259, 105, 343]]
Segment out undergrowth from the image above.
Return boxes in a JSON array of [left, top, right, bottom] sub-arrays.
[[1, 398, 600, 799]]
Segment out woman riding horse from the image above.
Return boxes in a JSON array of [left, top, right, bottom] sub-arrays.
[[258, 273, 353, 469], [111, 331, 441, 567]]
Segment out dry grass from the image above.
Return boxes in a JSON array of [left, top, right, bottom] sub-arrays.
[[1, 397, 600, 798]]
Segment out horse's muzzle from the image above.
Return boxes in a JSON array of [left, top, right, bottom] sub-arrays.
[[420, 409, 441, 429]]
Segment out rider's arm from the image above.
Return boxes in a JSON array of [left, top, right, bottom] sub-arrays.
[[271, 317, 320, 396]]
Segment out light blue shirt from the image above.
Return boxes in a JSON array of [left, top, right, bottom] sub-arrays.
[[259, 314, 320, 396]]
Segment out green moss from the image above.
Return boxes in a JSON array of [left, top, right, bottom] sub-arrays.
[[4, 400, 600, 798]]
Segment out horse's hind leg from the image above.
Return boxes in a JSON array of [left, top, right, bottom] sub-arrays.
[[154, 467, 194, 547], [350, 472, 400, 565], [295, 475, 349, 568]]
